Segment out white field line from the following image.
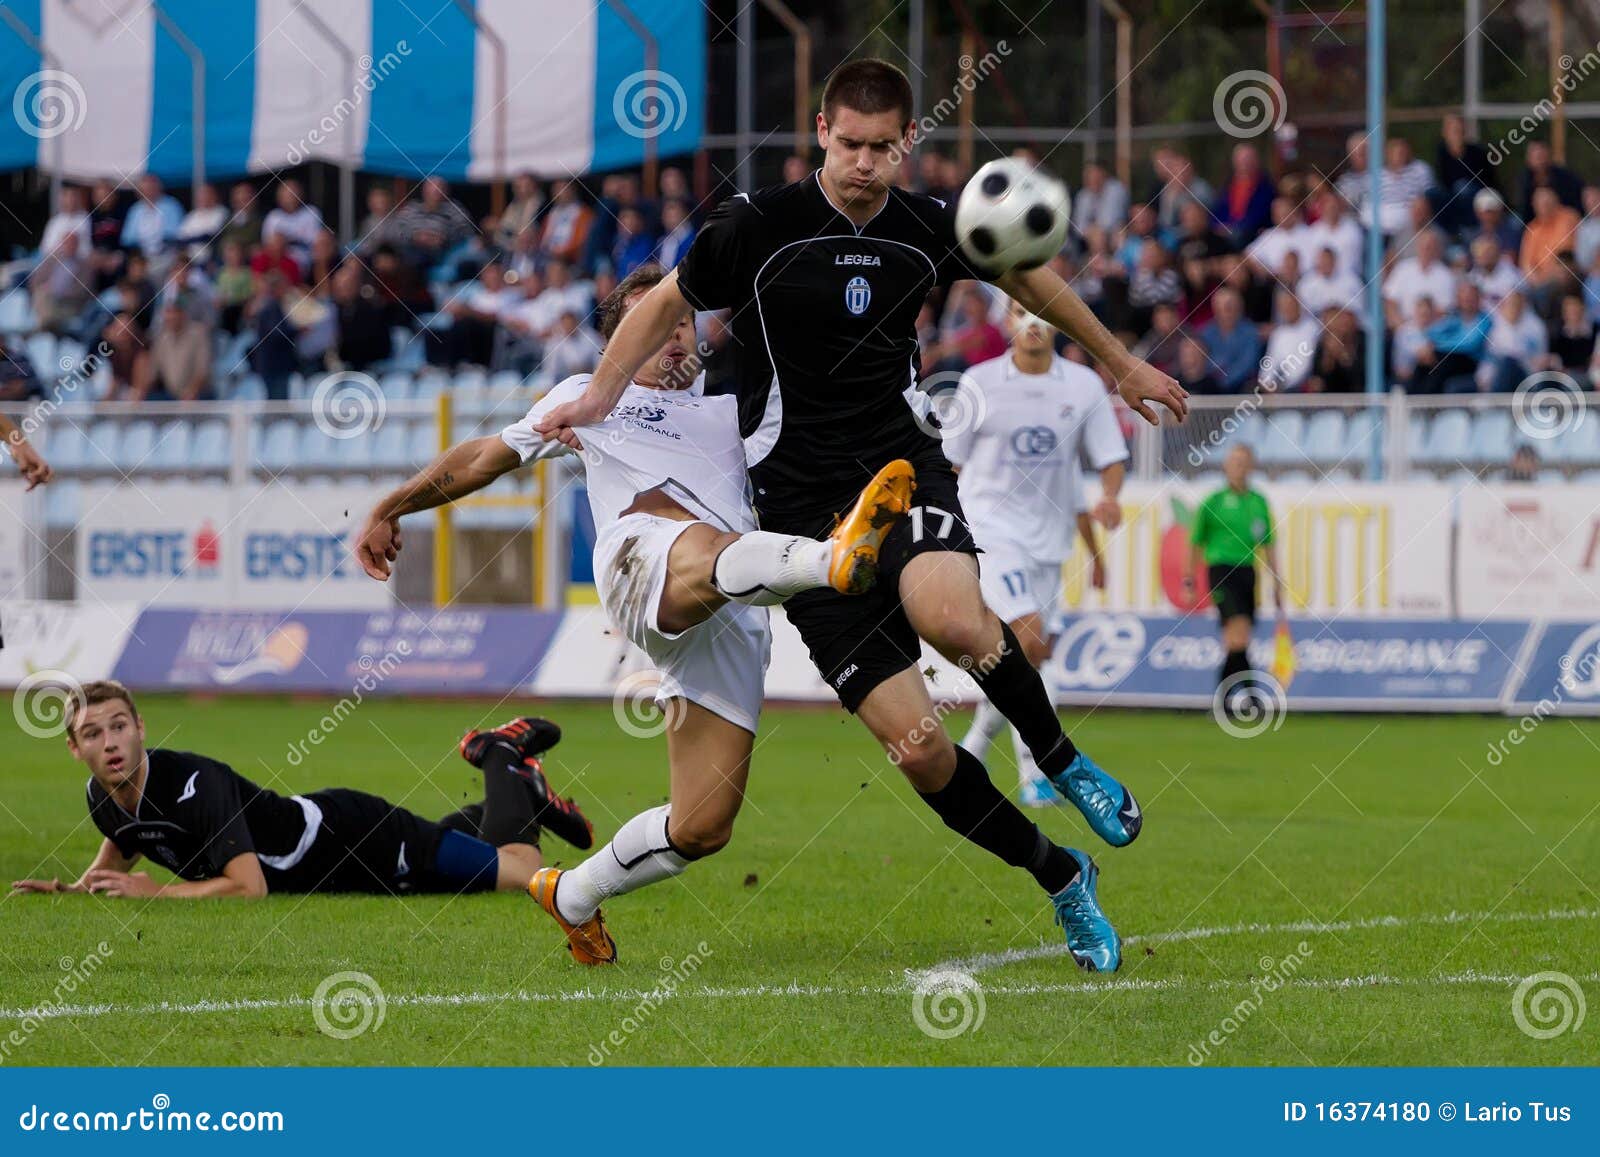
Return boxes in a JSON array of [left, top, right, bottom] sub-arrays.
[[3, 907, 1595, 1023]]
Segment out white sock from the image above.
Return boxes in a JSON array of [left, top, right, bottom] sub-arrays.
[[554, 805, 688, 923], [712, 532, 831, 606], [962, 699, 1008, 762], [1014, 664, 1061, 788]]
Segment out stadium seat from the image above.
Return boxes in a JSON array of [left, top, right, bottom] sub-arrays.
[[1418, 409, 1471, 467], [412, 374, 445, 402], [1468, 409, 1513, 463], [191, 420, 232, 470], [0, 288, 36, 334], [257, 419, 300, 471], [1550, 419, 1600, 466], [491, 370, 525, 393], [25, 332, 56, 375], [1346, 409, 1384, 463], [454, 368, 488, 391], [410, 421, 439, 464], [1301, 410, 1347, 463], [1574, 468, 1600, 485], [1255, 410, 1305, 467], [83, 420, 120, 470], [371, 421, 412, 469], [150, 419, 193, 469], [231, 374, 267, 402], [381, 372, 414, 402], [115, 421, 157, 469], [44, 422, 87, 470], [298, 425, 341, 469]]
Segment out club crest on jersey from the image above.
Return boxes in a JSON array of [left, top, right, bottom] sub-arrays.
[[844, 275, 871, 315], [1010, 426, 1058, 456]]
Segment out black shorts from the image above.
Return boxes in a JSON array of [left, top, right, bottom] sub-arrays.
[[1207, 563, 1258, 624], [269, 789, 456, 895], [776, 458, 978, 712]]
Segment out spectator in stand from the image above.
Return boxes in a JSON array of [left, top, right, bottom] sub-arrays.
[[1336, 132, 1373, 224], [1414, 282, 1491, 394], [370, 245, 433, 328], [155, 253, 217, 330], [786, 153, 814, 186], [330, 263, 392, 371], [176, 183, 226, 257], [305, 230, 341, 291], [135, 298, 213, 402], [30, 232, 89, 333], [538, 179, 593, 267], [251, 230, 303, 286], [610, 205, 657, 279], [245, 271, 299, 400], [1435, 114, 1497, 235], [583, 172, 630, 273], [1198, 288, 1262, 393], [1245, 196, 1313, 280], [261, 178, 324, 266], [1179, 255, 1219, 328], [1389, 195, 1436, 261], [1375, 138, 1436, 239], [0, 335, 44, 402], [654, 198, 697, 268], [1384, 229, 1457, 325], [86, 178, 126, 290], [1175, 198, 1232, 266], [1519, 187, 1581, 313], [1114, 202, 1162, 271], [1506, 443, 1540, 482], [100, 312, 148, 399], [1154, 150, 1214, 234], [1520, 141, 1583, 218], [1219, 252, 1272, 325], [430, 260, 517, 368], [1465, 235, 1520, 312], [395, 176, 474, 275], [1467, 188, 1522, 254], [1307, 307, 1366, 393], [1549, 293, 1596, 373], [1482, 290, 1550, 393], [1574, 185, 1600, 275], [1126, 241, 1182, 335], [939, 156, 969, 198], [1392, 296, 1439, 387], [541, 310, 603, 379], [1212, 143, 1275, 245], [114, 253, 158, 332], [215, 241, 253, 334], [1132, 302, 1186, 379], [356, 185, 404, 255], [217, 181, 262, 254], [493, 173, 544, 252], [41, 185, 91, 257], [1259, 290, 1319, 391], [1174, 335, 1220, 395], [660, 166, 691, 205], [120, 174, 182, 262], [1584, 249, 1600, 326], [1073, 161, 1129, 236], [504, 258, 591, 347], [1298, 245, 1364, 321], [945, 289, 1008, 368], [1305, 190, 1364, 276]]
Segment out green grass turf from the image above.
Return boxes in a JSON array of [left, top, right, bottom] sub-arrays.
[[3, 695, 1598, 1066]]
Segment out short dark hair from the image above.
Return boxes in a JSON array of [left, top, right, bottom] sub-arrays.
[[822, 58, 913, 126], [69, 680, 139, 739], [598, 264, 668, 340]]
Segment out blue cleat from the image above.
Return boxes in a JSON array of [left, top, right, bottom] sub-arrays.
[[1018, 775, 1064, 809], [1051, 849, 1121, 973], [1049, 750, 1142, 847]]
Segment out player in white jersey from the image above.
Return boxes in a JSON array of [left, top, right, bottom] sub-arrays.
[[354, 266, 913, 963], [943, 300, 1128, 807]]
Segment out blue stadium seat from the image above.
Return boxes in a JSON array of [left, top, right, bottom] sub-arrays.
[[232, 374, 267, 402], [84, 420, 120, 470], [0, 289, 36, 334], [1550, 419, 1600, 465], [371, 421, 412, 469], [412, 373, 445, 401], [1346, 409, 1384, 462], [1404, 411, 1428, 461], [115, 421, 156, 469], [192, 420, 231, 470], [410, 421, 438, 464], [45, 422, 87, 471], [1418, 409, 1471, 466], [1301, 410, 1347, 463], [490, 370, 525, 392], [1255, 410, 1304, 467], [454, 368, 488, 392], [25, 332, 56, 375], [257, 419, 300, 471], [150, 419, 193, 469], [1468, 409, 1512, 462], [298, 425, 340, 469], [381, 372, 414, 402]]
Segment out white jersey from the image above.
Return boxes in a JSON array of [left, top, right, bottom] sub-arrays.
[[942, 353, 1127, 563], [500, 375, 754, 534]]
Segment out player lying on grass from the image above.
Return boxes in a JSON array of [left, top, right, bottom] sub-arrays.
[[10, 680, 591, 899], [0, 413, 51, 489], [948, 301, 1127, 808], [353, 264, 912, 964]]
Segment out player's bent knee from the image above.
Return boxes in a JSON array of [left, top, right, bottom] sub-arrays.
[[667, 818, 734, 859], [889, 733, 958, 790]]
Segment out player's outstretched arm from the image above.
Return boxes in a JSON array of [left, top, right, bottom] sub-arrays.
[[534, 269, 691, 448], [0, 413, 52, 490], [12, 838, 136, 895], [996, 264, 1189, 425], [86, 852, 268, 900], [356, 435, 521, 581]]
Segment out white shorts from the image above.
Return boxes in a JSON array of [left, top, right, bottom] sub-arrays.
[[593, 512, 771, 735], [977, 536, 1064, 627]]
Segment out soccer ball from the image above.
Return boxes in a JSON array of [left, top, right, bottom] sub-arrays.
[[954, 158, 1071, 276]]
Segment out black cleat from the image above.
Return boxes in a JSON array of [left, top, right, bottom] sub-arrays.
[[515, 756, 595, 850], [459, 716, 562, 767]]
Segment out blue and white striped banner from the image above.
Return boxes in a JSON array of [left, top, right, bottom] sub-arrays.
[[0, 0, 703, 180]]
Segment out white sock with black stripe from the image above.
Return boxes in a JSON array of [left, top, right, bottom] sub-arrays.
[[554, 805, 689, 924], [711, 531, 832, 606]]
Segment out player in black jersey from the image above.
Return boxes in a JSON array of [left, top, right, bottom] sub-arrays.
[[9, 681, 593, 900], [536, 60, 1188, 971]]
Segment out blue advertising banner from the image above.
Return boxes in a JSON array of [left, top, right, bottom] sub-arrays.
[[1506, 621, 1600, 716], [3, 1067, 1596, 1154], [112, 607, 562, 693], [1050, 614, 1532, 711]]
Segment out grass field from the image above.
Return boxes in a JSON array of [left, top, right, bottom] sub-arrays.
[[3, 695, 1598, 1067]]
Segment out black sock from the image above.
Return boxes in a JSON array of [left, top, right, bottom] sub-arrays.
[[478, 744, 542, 847], [438, 802, 485, 837], [917, 746, 1081, 894], [971, 622, 1079, 778], [1220, 647, 1250, 687]]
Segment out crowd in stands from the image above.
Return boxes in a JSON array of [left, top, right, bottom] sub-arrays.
[[6, 114, 1600, 417]]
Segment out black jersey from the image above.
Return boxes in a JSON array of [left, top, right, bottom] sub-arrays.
[[677, 172, 987, 528], [87, 749, 311, 886]]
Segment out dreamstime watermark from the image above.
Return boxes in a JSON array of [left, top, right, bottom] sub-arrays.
[[1186, 942, 1313, 1064], [911, 968, 986, 1039], [19, 343, 110, 444], [614, 69, 689, 141], [1213, 70, 1287, 139], [12, 669, 83, 739], [587, 943, 714, 1065], [284, 642, 412, 767], [0, 942, 113, 1065], [311, 371, 386, 440], [311, 971, 386, 1039], [1485, 645, 1599, 767], [1211, 669, 1288, 738], [13, 69, 87, 140], [283, 41, 411, 166], [1486, 42, 1600, 166], [894, 41, 1012, 166], [886, 644, 1005, 766], [1512, 971, 1586, 1040], [1511, 371, 1586, 442], [912, 369, 988, 443], [612, 668, 686, 739]]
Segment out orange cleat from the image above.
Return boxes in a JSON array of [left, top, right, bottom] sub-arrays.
[[827, 459, 916, 595], [529, 867, 617, 966]]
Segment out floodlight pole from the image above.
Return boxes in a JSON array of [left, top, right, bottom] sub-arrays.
[[1364, 0, 1386, 481], [452, 0, 507, 211], [604, 0, 661, 198], [150, 3, 204, 199], [290, 3, 356, 243]]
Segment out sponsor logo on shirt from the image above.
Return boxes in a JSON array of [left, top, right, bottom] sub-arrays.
[[834, 254, 882, 266], [845, 276, 871, 315], [834, 663, 860, 688], [1009, 426, 1059, 457]]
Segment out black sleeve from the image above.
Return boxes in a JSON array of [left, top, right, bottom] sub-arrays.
[[189, 758, 257, 877], [921, 193, 989, 287], [676, 194, 754, 311]]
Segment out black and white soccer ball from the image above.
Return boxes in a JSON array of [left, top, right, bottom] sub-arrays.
[[954, 158, 1071, 276]]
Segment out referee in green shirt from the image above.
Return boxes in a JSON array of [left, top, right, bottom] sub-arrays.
[[1186, 445, 1283, 708]]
